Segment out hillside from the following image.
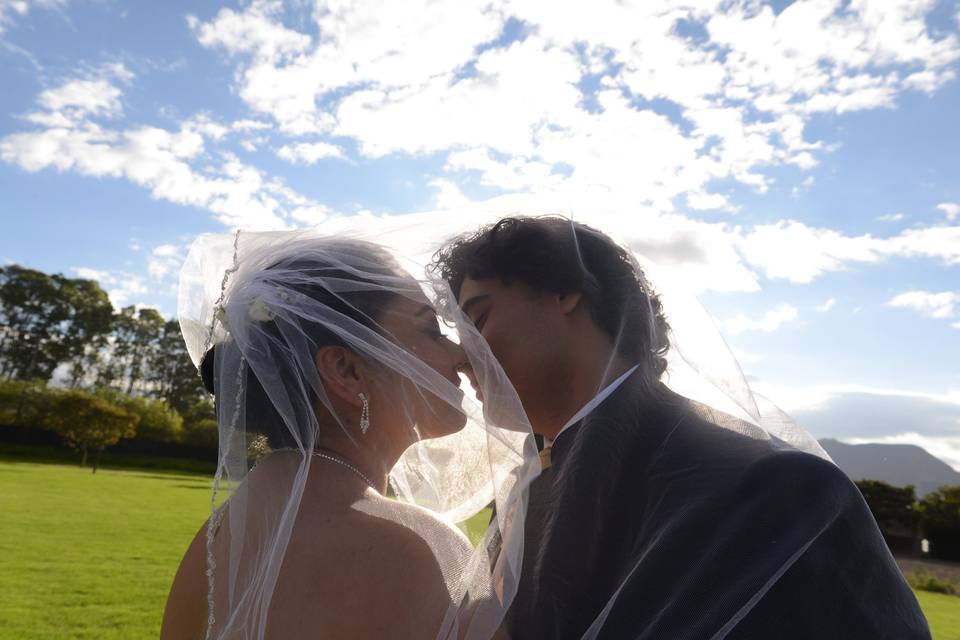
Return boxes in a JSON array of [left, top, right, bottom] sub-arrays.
[[819, 438, 960, 497]]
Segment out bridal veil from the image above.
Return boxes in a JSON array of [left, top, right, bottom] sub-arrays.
[[178, 211, 834, 639]]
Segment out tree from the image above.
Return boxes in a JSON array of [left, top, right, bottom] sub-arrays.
[[0, 266, 113, 386], [918, 486, 960, 561], [62, 278, 114, 388], [0, 265, 71, 381], [97, 306, 165, 394], [151, 319, 208, 415], [43, 389, 139, 473], [855, 480, 921, 529]]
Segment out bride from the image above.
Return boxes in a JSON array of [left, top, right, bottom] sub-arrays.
[[161, 232, 535, 639]]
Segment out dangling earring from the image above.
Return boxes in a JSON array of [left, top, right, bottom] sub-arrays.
[[358, 392, 370, 434]]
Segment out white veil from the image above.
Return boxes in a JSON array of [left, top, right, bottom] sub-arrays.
[[178, 211, 852, 640], [179, 227, 539, 639]]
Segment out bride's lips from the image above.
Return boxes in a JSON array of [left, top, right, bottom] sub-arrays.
[[459, 368, 484, 403], [448, 377, 466, 402]]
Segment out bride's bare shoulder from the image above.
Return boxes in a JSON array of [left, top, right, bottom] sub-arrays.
[[273, 497, 463, 637]]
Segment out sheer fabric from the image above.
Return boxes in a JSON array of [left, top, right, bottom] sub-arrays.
[[179, 228, 538, 639], [177, 211, 921, 639]]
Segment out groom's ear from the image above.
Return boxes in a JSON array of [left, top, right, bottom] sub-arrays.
[[557, 291, 583, 316]]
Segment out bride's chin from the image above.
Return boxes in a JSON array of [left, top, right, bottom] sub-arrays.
[[418, 409, 468, 440]]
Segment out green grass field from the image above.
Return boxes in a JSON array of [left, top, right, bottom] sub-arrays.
[[1, 456, 958, 639], [916, 590, 960, 640]]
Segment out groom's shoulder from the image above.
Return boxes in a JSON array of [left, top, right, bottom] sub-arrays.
[[642, 404, 855, 503], [740, 446, 857, 506]]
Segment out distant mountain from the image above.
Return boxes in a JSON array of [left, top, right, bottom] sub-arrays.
[[819, 438, 960, 497]]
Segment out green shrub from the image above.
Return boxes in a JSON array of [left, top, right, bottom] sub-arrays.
[[0, 378, 53, 427], [906, 572, 958, 596], [183, 418, 218, 449], [95, 389, 185, 444]]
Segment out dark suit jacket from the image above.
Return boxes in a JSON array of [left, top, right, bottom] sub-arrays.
[[506, 373, 930, 639]]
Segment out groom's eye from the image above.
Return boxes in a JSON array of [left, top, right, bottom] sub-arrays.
[[474, 311, 489, 332]]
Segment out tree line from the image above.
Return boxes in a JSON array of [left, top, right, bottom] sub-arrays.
[[0, 264, 215, 471], [3, 264, 960, 558], [856, 480, 960, 563]]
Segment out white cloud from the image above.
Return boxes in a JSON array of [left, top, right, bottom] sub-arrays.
[[0, 0, 65, 34], [887, 225, 960, 265], [336, 38, 583, 158], [887, 290, 959, 320], [430, 178, 471, 210], [1, 69, 336, 230], [876, 212, 905, 222], [71, 265, 147, 309], [152, 244, 179, 257], [759, 383, 960, 471], [816, 298, 836, 312], [72, 266, 114, 283], [791, 175, 816, 197], [187, 1, 310, 60], [187, 0, 960, 212], [936, 202, 960, 221], [738, 220, 884, 283], [231, 119, 272, 131], [147, 244, 184, 280], [732, 221, 960, 284], [107, 276, 149, 309], [755, 382, 960, 415], [722, 304, 799, 336], [38, 78, 123, 119], [276, 141, 344, 164]]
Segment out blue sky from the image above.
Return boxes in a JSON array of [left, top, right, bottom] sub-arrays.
[[1, 0, 959, 466]]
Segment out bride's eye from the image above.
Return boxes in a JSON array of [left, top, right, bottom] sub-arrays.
[[426, 323, 448, 340]]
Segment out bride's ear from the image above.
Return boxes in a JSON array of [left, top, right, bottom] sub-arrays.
[[314, 346, 364, 407], [557, 291, 583, 315]]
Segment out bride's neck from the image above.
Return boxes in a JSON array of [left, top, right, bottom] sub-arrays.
[[314, 433, 401, 495]]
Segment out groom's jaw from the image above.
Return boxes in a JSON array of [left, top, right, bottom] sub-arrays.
[[455, 277, 581, 439]]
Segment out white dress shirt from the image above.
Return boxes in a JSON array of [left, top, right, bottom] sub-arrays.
[[545, 364, 639, 448]]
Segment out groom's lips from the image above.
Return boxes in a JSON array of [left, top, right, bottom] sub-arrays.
[[459, 368, 484, 402]]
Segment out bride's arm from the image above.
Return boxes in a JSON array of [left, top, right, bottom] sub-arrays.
[[161, 519, 209, 640]]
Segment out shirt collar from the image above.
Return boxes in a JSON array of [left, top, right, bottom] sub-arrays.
[[545, 364, 640, 448]]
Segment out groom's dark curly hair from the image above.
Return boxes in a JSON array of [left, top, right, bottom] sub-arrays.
[[430, 216, 670, 383]]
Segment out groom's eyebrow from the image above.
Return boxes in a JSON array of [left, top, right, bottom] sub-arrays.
[[460, 295, 490, 317]]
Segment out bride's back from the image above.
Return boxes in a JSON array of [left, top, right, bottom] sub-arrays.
[[162, 454, 472, 639]]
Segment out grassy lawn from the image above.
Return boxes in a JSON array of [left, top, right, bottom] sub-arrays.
[[915, 590, 960, 640], [0, 458, 211, 639], [0, 456, 491, 639], [1, 456, 956, 638]]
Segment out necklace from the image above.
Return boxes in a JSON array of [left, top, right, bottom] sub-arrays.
[[252, 448, 380, 492], [312, 451, 378, 492]]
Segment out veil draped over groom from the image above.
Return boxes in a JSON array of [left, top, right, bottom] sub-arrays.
[[177, 210, 920, 639]]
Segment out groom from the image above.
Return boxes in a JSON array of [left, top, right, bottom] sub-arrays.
[[433, 216, 929, 639]]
